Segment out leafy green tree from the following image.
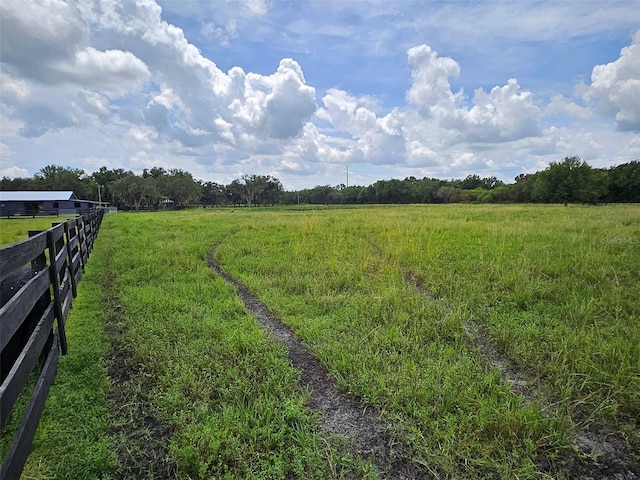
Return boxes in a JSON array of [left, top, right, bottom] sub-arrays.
[[435, 186, 461, 203], [260, 176, 284, 206], [336, 185, 363, 204], [200, 181, 226, 206], [92, 166, 134, 206], [226, 180, 244, 206], [607, 161, 640, 202], [358, 185, 376, 204], [239, 174, 267, 207], [35, 165, 97, 200], [489, 184, 516, 203], [533, 156, 607, 205], [308, 185, 336, 204], [111, 175, 157, 211], [0, 176, 37, 190], [459, 174, 484, 190], [161, 169, 201, 207], [512, 174, 536, 203], [373, 179, 407, 203], [143, 167, 167, 179], [412, 178, 442, 203]]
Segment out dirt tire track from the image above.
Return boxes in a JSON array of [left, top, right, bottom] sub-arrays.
[[207, 245, 431, 480], [365, 235, 638, 479], [405, 266, 639, 480]]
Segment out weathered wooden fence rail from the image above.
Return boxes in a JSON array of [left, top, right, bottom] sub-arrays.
[[0, 209, 105, 480]]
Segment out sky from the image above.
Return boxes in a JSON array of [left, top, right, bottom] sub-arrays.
[[1, 0, 639, 190]]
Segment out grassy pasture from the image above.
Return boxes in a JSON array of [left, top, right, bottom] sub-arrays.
[[218, 204, 639, 476], [3, 204, 639, 479], [0, 216, 70, 246]]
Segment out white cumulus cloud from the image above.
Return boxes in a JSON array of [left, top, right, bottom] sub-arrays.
[[317, 89, 405, 165], [406, 44, 462, 117], [1, 165, 29, 178], [582, 29, 640, 131], [407, 44, 541, 143], [545, 95, 592, 120]]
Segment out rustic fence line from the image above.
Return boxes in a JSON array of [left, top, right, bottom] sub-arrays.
[[0, 209, 105, 480]]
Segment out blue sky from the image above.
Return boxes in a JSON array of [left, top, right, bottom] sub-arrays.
[[1, 0, 639, 189]]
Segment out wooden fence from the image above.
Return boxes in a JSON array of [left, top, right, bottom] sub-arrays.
[[0, 210, 105, 480]]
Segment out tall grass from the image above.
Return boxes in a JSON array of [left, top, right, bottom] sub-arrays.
[[12, 205, 639, 479], [217, 204, 639, 477]]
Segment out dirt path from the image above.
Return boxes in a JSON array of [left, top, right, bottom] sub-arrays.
[[369, 236, 638, 479], [207, 246, 431, 480], [405, 270, 639, 480]]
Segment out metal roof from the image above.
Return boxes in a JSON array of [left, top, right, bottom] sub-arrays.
[[0, 191, 79, 202]]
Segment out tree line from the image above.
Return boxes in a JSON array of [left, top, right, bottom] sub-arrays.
[[0, 166, 283, 210], [1, 157, 638, 208], [286, 157, 639, 205]]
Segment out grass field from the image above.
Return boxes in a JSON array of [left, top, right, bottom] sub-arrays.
[[0, 216, 69, 246], [2, 205, 638, 479]]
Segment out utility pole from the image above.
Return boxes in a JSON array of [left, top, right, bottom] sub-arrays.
[[346, 165, 349, 188], [98, 184, 102, 208]]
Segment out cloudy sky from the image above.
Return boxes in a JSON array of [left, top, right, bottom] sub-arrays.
[[1, 0, 639, 189]]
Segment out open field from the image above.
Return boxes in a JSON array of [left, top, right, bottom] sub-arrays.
[[0, 216, 71, 246], [3, 205, 639, 479]]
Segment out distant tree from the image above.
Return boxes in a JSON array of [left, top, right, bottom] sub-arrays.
[[358, 185, 376, 204], [435, 186, 461, 203], [586, 169, 609, 204], [111, 175, 156, 211], [144, 167, 168, 179], [0, 176, 37, 190], [308, 185, 335, 204], [35, 165, 97, 199], [226, 180, 244, 207], [533, 156, 608, 205], [260, 175, 284, 206], [200, 181, 226, 206], [373, 179, 408, 203], [607, 161, 640, 202], [512, 173, 536, 203], [489, 184, 516, 203], [414, 178, 442, 203], [281, 190, 300, 204], [161, 169, 201, 207], [459, 174, 484, 190], [239, 174, 270, 207], [336, 185, 362, 204], [240, 174, 260, 207], [458, 189, 480, 203], [482, 176, 504, 189], [92, 166, 134, 206]]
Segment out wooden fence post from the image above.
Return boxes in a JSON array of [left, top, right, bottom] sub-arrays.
[[47, 225, 69, 355], [63, 220, 79, 297]]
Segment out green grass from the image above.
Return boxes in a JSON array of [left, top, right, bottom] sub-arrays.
[[21, 237, 116, 478], [0, 217, 115, 478], [79, 212, 345, 478], [0, 217, 70, 246], [6, 205, 639, 479], [216, 204, 639, 477]]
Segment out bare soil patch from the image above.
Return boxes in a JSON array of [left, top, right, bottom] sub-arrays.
[[207, 245, 432, 479]]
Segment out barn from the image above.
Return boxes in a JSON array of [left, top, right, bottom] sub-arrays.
[[0, 191, 97, 217]]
